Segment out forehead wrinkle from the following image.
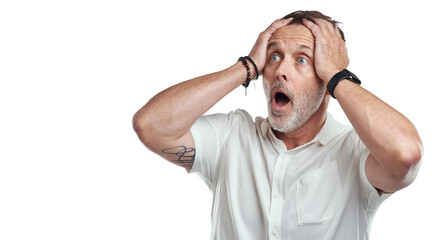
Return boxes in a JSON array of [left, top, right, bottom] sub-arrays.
[[268, 24, 315, 52], [267, 39, 314, 57]]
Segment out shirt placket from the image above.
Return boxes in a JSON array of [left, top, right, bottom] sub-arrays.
[[268, 152, 290, 240]]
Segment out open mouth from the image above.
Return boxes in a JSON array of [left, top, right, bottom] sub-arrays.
[[274, 91, 290, 107]]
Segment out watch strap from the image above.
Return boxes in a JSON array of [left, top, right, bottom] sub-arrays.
[[327, 69, 361, 99]]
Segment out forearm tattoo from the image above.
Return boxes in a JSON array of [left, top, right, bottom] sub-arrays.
[[162, 146, 195, 168]]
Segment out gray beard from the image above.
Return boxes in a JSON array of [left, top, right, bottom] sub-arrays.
[[263, 79, 326, 133]]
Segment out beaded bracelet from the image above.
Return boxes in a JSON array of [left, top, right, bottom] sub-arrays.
[[244, 56, 259, 81], [238, 56, 252, 88], [238, 56, 259, 95]]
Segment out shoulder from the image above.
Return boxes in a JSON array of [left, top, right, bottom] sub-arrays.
[[200, 109, 256, 127], [232, 109, 255, 123], [192, 109, 260, 142], [315, 113, 353, 146]]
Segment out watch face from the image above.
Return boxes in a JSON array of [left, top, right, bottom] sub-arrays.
[[345, 69, 361, 84], [346, 69, 359, 81]]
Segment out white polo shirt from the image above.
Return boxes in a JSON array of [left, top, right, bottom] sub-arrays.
[[190, 109, 389, 240]]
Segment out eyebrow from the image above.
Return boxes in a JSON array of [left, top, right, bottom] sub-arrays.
[[297, 44, 313, 55], [267, 41, 279, 51]]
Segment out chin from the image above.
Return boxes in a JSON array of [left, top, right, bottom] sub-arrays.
[[268, 110, 303, 133]]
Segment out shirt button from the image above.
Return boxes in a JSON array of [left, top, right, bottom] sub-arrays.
[[273, 192, 280, 199], [272, 229, 278, 236]]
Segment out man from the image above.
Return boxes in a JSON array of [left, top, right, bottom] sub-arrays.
[[133, 10, 423, 239]]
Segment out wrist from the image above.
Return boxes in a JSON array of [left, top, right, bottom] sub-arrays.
[[247, 54, 263, 77], [238, 56, 259, 94], [244, 56, 259, 80], [322, 69, 342, 84], [333, 79, 354, 98], [326, 69, 361, 99]]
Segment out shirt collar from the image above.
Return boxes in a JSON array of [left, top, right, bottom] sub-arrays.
[[260, 112, 347, 146]]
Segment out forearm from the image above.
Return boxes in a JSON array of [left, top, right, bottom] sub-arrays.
[[335, 80, 422, 175], [133, 62, 247, 141], [133, 18, 291, 167], [302, 17, 422, 190]]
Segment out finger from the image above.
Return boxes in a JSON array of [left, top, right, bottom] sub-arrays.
[[311, 17, 336, 36], [301, 18, 315, 28], [335, 28, 341, 39], [266, 17, 293, 33], [316, 17, 344, 42], [302, 18, 321, 37], [311, 17, 332, 29], [276, 17, 294, 26], [335, 26, 343, 40], [283, 17, 294, 25], [312, 17, 341, 37]]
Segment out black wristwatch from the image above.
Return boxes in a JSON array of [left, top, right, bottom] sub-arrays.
[[327, 69, 361, 99]]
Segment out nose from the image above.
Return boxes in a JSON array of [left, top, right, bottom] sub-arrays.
[[275, 59, 291, 82]]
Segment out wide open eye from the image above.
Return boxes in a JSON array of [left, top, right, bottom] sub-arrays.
[[271, 54, 280, 62], [298, 57, 308, 64]]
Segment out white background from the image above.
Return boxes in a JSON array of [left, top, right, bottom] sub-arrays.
[[1, 0, 431, 239]]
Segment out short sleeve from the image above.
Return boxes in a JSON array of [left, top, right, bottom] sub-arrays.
[[189, 109, 252, 188], [350, 130, 391, 209], [189, 115, 219, 188]]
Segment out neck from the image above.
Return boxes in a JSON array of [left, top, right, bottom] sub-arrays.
[[273, 97, 329, 150]]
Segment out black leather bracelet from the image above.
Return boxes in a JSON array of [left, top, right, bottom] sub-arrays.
[[327, 69, 361, 99]]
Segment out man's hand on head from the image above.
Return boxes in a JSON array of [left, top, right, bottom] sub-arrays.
[[302, 18, 349, 84], [249, 18, 293, 77]]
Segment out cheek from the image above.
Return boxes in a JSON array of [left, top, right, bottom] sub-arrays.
[[291, 77, 321, 96], [262, 78, 274, 102], [298, 68, 321, 86], [262, 66, 275, 86], [262, 77, 271, 93], [298, 63, 316, 76], [262, 65, 273, 80], [305, 64, 321, 81]]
